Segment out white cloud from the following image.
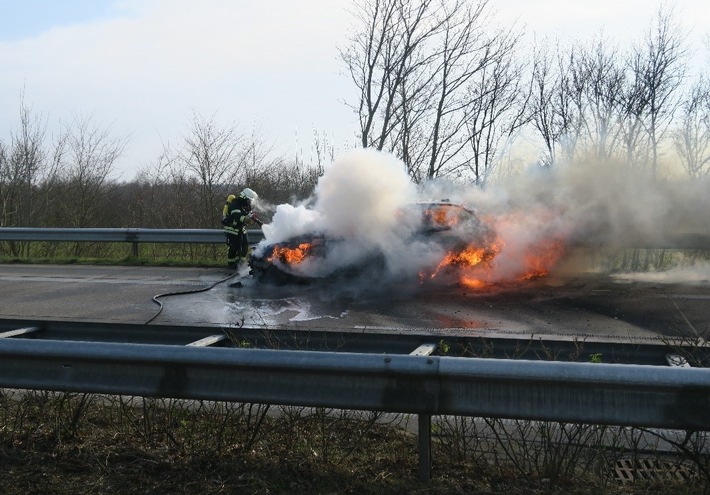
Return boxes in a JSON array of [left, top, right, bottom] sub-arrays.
[[0, 0, 357, 179], [0, 0, 707, 180]]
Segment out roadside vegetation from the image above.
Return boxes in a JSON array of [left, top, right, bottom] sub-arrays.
[[1, 391, 707, 495], [0, 241, 227, 267]]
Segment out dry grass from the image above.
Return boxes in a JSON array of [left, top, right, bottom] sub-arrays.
[[0, 391, 706, 495]]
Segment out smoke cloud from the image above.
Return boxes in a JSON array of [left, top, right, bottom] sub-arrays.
[[466, 160, 710, 248], [314, 148, 418, 243], [255, 149, 710, 287], [259, 149, 429, 280]]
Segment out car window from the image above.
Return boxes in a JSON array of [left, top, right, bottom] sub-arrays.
[[414, 203, 475, 231]]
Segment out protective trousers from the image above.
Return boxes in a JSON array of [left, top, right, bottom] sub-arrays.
[[226, 230, 249, 268]]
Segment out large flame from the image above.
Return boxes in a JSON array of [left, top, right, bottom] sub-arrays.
[[264, 202, 568, 289], [515, 238, 566, 281], [433, 244, 498, 273], [424, 238, 502, 285], [425, 211, 568, 289], [460, 276, 488, 289], [268, 242, 313, 265]]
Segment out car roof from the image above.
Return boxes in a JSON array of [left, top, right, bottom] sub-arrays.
[[406, 201, 475, 214]]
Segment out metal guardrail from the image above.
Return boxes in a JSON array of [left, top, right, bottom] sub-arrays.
[[0, 318, 695, 365], [0, 227, 265, 255], [1, 337, 707, 430], [1, 227, 710, 250], [0, 318, 709, 479]]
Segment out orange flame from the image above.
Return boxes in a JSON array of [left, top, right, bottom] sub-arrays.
[[516, 239, 566, 281], [425, 228, 566, 289], [423, 207, 460, 228], [425, 239, 502, 284], [435, 245, 491, 271], [460, 276, 488, 289], [268, 243, 312, 265]]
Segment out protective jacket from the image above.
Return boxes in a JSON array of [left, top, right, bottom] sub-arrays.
[[223, 194, 253, 235]]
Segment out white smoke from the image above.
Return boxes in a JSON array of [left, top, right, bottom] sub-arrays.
[[315, 148, 417, 242], [454, 159, 710, 284], [256, 148, 446, 280], [260, 149, 416, 246], [465, 160, 710, 248], [612, 263, 710, 284], [261, 203, 322, 245], [255, 149, 710, 286]]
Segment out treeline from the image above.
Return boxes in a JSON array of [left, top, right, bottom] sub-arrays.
[[0, 110, 327, 233], [342, 0, 710, 184], [2, 0, 710, 236]]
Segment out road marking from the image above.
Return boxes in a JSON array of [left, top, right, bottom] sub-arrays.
[[0, 276, 206, 286], [662, 294, 710, 300]]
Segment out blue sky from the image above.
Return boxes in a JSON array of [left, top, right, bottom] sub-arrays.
[[0, 0, 124, 41], [1, 1, 708, 180]]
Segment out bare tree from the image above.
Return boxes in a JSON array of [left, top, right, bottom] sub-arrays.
[[529, 20, 687, 173], [674, 77, 710, 178], [311, 128, 336, 171], [557, 46, 589, 163], [529, 44, 585, 166], [136, 148, 200, 228], [529, 43, 563, 166], [140, 114, 281, 229], [340, 0, 442, 155], [0, 96, 49, 229], [170, 112, 246, 228], [241, 128, 281, 192], [465, 27, 528, 185], [632, 7, 687, 178], [575, 37, 627, 161], [341, 0, 524, 183], [419, 0, 520, 182], [51, 115, 128, 228], [618, 50, 651, 169]]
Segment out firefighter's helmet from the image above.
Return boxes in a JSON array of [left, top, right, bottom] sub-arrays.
[[240, 188, 258, 201]]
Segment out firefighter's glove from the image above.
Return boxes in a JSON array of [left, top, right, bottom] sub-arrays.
[[248, 212, 263, 226]]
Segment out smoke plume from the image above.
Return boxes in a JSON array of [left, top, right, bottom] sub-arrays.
[[256, 149, 710, 286]]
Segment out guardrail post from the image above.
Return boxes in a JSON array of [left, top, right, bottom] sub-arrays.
[[418, 414, 431, 481], [125, 231, 139, 257]]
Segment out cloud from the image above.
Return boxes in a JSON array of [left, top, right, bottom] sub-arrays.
[[0, 0, 356, 178], [1, 0, 708, 180]]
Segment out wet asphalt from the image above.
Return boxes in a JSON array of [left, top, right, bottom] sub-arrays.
[[1, 263, 708, 342]]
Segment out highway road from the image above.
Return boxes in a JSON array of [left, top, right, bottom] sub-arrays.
[[1, 263, 708, 342]]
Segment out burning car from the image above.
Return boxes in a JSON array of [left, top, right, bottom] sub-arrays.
[[248, 201, 501, 285]]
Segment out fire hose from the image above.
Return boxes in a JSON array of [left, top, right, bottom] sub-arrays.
[[146, 215, 262, 324], [144, 269, 241, 325]]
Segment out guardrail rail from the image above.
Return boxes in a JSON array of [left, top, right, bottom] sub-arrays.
[[0, 227, 265, 256], [2, 227, 710, 255], [1, 318, 708, 480]]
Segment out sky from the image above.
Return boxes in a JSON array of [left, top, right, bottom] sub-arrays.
[[1, 0, 708, 181]]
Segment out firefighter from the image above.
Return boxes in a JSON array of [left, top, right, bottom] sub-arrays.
[[222, 187, 262, 269]]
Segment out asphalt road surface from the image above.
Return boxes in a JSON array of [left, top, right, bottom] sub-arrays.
[[0, 263, 708, 341]]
